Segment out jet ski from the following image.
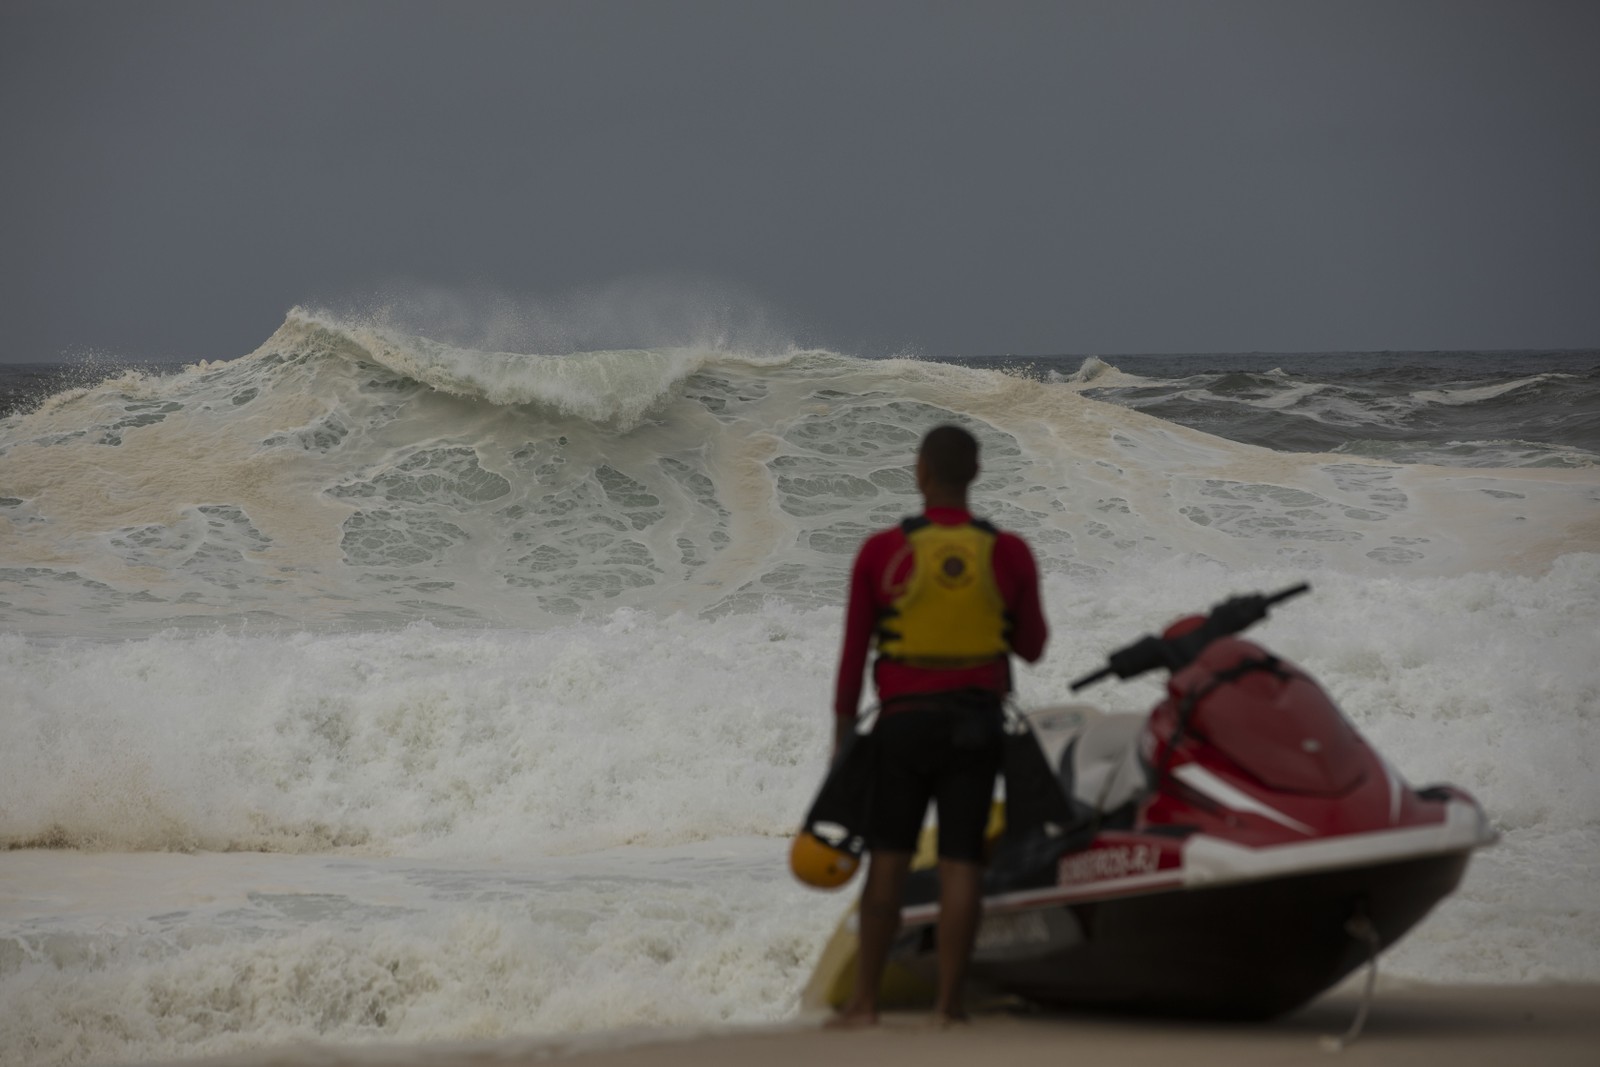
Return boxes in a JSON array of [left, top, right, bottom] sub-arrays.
[[799, 583, 1497, 1020]]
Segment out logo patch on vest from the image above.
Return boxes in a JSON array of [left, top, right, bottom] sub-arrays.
[[933, 546, 976, 589]]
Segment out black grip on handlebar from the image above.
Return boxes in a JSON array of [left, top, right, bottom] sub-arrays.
[[1068, 665, 1113, 692], [1264, 582, 1310, 607], [1069, 633, 1168, 691], [1069, 582, 1311, 690], [1203, 583, 1311, 641]]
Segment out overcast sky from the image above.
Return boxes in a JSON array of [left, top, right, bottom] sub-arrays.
[[3, 0, 1597, 363]]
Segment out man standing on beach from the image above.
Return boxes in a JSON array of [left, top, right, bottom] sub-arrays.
[[830, 424, 1049, 1026]]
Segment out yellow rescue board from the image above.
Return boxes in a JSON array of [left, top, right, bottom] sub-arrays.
[[799, 801, 1006, 1012]]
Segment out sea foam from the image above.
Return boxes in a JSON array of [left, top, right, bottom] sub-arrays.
[[2, 318, 1597, 1066]]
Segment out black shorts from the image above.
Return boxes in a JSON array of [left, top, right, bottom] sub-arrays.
[[865, 692, 1005, 864]]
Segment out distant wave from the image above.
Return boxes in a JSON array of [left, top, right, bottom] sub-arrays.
[[1408, 373, 1563, 407], [1079, 354, 1600, 464]]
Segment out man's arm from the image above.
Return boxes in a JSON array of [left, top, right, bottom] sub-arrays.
[[999, 534, 1048, 663], [833, 541, 880, 721]]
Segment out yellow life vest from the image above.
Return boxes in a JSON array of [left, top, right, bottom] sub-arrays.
[[876, 517, 1010, 667]]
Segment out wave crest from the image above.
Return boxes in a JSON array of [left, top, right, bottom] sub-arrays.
[[274, 308, 809, 426]]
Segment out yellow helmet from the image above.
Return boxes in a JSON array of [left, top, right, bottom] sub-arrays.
[[789, 829, 861, 889]]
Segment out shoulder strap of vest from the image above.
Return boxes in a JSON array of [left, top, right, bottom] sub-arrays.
[[902, 515, 997, 535]]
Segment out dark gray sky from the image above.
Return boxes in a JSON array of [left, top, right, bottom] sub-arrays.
[[3, 0, 1597, 362]]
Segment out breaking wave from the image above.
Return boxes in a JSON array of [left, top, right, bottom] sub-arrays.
[[2, 312, 1594, 638]]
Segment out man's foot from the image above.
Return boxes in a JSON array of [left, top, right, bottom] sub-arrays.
[[824, 1006, 880, 1029], [933, 1008, 970, 1028]]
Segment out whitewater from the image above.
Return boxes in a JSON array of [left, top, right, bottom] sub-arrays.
[[1, 311, 1597, 1066]]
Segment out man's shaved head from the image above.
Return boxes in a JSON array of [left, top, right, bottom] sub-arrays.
[[918, 425, 979, 491]]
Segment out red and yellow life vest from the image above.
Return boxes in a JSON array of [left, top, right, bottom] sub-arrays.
[[875, 517, 1010, 667]]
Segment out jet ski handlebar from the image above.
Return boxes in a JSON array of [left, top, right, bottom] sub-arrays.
[[1069, 582, 1310, 692]]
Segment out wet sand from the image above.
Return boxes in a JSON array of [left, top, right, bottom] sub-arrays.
[[170, 982, 1600, 1067]]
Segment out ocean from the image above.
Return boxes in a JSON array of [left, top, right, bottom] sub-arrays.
[[2, 311, 1597, 1066]]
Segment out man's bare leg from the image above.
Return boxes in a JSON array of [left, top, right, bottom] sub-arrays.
[[828, 850, 912, 1028], [933, 857, 984, 1022]]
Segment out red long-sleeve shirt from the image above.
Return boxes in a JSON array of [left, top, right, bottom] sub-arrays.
[[834, 507, 1048, 718]]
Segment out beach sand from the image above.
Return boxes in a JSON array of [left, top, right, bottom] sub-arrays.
[[168, 982, 1600, 1067]]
